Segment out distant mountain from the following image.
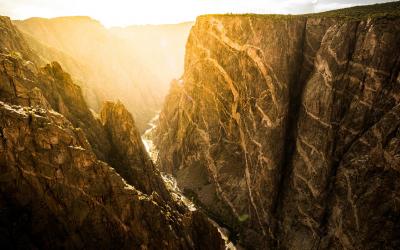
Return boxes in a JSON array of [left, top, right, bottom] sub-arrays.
[[14, 16, 193, 132]]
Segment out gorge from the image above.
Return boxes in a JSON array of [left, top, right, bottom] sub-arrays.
[[1, 1, 400, 249]]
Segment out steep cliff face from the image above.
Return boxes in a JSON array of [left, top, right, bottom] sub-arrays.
[[279, 15, 400, 250], [155, 3, 400, 249], [0, 16, 225, 248], [100, 101, 172, 200]]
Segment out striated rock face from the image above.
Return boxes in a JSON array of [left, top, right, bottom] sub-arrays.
[[155, 3, 400, 249], [0, 15, 225, 249], [279, 15, 400, 250], [0, 102, 224, 249]]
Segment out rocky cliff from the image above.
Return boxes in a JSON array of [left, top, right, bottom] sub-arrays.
[[0, 50, 110, 161], [0, 15, 225, 249], [155, 2, 400, 249], [0, 102, 224, 249], [100, 101, 172, 200]]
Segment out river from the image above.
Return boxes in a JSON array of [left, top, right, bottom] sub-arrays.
[[141, 113, 236, 249], [141, 112, 160, 163]]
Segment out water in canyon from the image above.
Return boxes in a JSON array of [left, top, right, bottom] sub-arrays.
[[141, 113, 236, 250]]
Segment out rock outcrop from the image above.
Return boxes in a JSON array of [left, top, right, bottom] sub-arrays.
[[155, 2, 400, 249], [100, 101, 171, 200], [0, 16, 40, 64], [0, 51, 110, 161], [0, 17, 110, 160], [0, 102, 224, 249], [0, 15, 225, 249]]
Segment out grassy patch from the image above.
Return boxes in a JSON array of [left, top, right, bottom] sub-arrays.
[[199, 1, 400, 20]]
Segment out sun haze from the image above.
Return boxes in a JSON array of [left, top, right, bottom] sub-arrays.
[[0, 0, 395, 27]]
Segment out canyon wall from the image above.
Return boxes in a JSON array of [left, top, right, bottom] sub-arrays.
[[155, 3, 400, 249], [0, 15, 225, 249]]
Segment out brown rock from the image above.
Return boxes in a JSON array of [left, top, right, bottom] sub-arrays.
[[155, 3, 400, 249], [0, 101, 225, 249], [0, 15, 226, 249], [100, 101, 171, 200]]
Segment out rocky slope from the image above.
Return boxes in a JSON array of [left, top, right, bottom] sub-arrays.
[[0, 15, 225, 249], [154, 2, 400, 249], [19, 31, 99, 109], [0, 102, 224, 249], [0, 49, 110, 161]]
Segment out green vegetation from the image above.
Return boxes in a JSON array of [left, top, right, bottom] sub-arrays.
[[309, 1, 400, 19], [199, 1, 400, 20], [238, 214, 250, 222]]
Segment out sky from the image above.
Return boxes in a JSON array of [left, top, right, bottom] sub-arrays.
[[0, 0, 396, 27]]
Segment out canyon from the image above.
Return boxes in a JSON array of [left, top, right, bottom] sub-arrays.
[[14, 17, 193, 132], [0, 1, 399, 249], [0, 15, 225, 249]]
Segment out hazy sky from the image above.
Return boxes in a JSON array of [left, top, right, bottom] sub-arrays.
[[0, 0, 395, 27]]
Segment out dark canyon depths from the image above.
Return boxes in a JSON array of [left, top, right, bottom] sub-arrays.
[[154, 2, 400, 249], [0, 1, 399, 250]]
